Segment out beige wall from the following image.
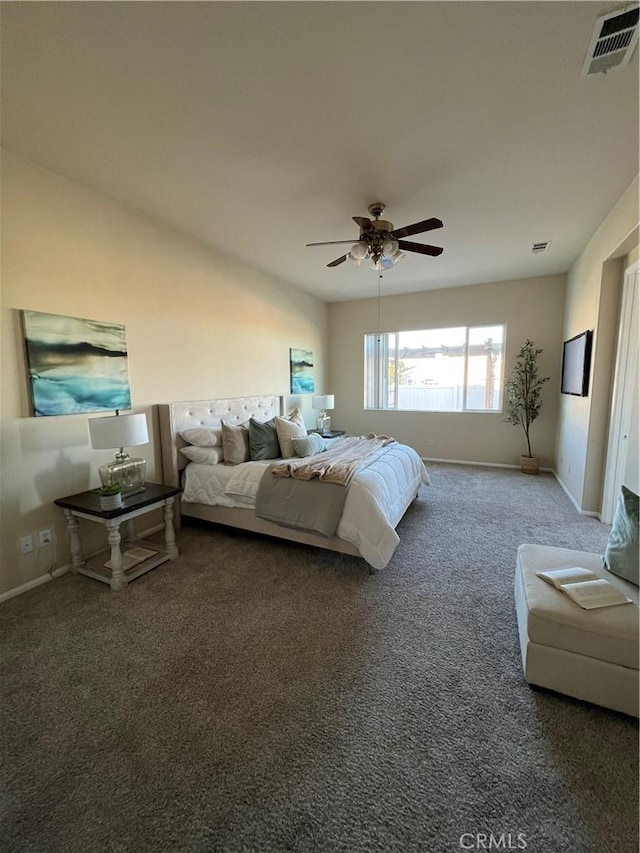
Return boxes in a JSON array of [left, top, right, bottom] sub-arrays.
[[556, 176, 639, 512], [328, 275, 566, 467], [2, 150, 637, 597], [0, 152, 328, 596]]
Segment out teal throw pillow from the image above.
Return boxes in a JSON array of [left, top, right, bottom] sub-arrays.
[[292, 433, 326, 458], [604, 485, 639, 587], [249, 418, 281, 461]]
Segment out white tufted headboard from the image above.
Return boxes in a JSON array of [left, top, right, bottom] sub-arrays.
[[158, 395, 285, 488]]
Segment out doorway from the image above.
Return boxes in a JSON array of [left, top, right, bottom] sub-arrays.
[[602, 260, 639, 522]]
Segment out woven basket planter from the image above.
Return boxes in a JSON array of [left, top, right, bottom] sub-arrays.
[[520, 455, 540, 475]]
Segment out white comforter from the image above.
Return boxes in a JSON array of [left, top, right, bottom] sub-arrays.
[[181, 443, 429, 569]]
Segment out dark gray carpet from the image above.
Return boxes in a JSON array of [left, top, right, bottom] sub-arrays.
[[1, 463, 637, 853]]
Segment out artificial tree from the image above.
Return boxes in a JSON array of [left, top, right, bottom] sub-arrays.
[[504, 339, 549, 472]]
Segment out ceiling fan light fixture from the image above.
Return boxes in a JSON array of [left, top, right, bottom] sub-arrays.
[[307, 202, 443, 270], [350, 240, 369, 260], [382, 237, 399, 258], [371, 256, 395, 271]]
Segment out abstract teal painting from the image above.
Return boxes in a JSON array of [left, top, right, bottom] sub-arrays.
[[22, 310, 132, 416], [289, 348, 315, 394]]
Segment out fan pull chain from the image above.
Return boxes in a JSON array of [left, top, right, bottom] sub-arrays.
[[377, 272, 382, 339]]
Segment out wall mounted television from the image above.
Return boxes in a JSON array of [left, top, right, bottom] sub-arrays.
[[560, 330, 593, 397]]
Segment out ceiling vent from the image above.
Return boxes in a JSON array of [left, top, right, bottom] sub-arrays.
[[531, 241, 551, 254], [581, 6, 639, 77]]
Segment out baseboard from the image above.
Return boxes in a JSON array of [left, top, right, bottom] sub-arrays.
[[0, 566, 70, 603], [552, 470, 601, 518], [138, 522, 164, 539], [0, 522, 165, 603], [422, 456, 553, 472]]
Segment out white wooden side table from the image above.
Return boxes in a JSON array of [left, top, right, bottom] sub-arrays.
[[55, 482, 181, 591]]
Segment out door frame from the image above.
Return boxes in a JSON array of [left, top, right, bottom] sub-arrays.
[[601, 259, 639, 522]]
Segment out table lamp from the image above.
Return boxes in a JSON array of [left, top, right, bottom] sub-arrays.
[[88, 410, 149, 495], [312, 394, 334, 435]]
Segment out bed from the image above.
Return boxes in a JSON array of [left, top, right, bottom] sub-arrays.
[[158, 395, 429, 570]]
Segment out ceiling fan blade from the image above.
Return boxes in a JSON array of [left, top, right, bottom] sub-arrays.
[[327, 254, 348, 267], [391, 217, 443, 239], [398, 239, 443, 257], [353, 216, 374, 232], [306, 240, 357, 247]]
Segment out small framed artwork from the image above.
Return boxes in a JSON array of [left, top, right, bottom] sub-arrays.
[[22, 309, 132, 416], [289, 347, 315, 394]]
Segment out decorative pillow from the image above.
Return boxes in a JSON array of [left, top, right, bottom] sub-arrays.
[[180, 428, 222, 447], [604, 485, 639, 587], [292, 433, 326, 458], [249, 417, 281, 460], [274, 408, 307, 458], [221, 420, 250, 465], [180, 446, 224, 465]]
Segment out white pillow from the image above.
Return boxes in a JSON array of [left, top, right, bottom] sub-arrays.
[[274, 407, 307, 458], [180, 446, 224, 465], [180, 428, 222, 447]]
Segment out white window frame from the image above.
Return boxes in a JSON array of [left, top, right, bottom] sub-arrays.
[[364, 324, 506, 413]]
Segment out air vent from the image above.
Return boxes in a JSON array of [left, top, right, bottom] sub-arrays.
[[581, 6, 639, 77], [531, 241, 551, 254]]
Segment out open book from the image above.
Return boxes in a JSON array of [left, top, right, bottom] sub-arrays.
[[105, 546, 158, 571], [536, 566, 633, 610]]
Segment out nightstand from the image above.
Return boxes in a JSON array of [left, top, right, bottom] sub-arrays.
[[310, 429, 345, 438], [55, 482, 181, 591]]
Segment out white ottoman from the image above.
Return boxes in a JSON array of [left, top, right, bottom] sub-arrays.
[[515, 544, 639, 716]]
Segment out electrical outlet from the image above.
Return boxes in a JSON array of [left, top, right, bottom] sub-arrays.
[[428, 440, 435, 447], [39, 529, 53, 547], [19, 535, 34, 555]]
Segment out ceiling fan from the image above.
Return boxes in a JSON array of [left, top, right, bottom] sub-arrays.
[[306, 202, 444, 270]]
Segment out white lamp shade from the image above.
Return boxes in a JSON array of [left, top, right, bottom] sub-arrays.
[[312, 395, 334, 411], [89, 412, 149, 449]]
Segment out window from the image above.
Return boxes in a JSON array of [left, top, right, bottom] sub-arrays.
[[364, 324, 505, 412]]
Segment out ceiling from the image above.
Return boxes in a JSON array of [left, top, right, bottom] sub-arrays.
[[2, 2, 638, 303]]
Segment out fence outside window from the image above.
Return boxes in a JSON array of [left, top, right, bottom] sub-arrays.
[[364, 324, 506, 412]]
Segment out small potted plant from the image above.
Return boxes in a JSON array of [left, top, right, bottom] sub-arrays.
[[98, 483, 123, 510], [504, 339, 550, 475]]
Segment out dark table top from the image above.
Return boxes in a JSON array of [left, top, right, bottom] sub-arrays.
[[54, 482, 181, 519]]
